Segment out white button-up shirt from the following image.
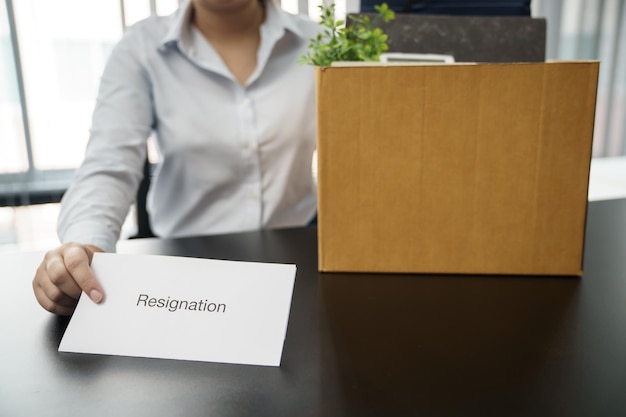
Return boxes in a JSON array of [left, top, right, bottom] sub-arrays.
[[58, 1, 320, 252]]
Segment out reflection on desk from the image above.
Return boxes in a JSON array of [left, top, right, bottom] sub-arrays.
[[2, 199, 626, 417]]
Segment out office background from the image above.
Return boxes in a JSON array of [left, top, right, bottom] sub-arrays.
[[0, 0, 625, 251]]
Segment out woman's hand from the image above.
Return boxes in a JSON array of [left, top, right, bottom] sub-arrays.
[[33, 242, 105, 316]]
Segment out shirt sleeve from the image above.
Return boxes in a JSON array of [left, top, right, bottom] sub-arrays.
[[57, 27, 154, 253]]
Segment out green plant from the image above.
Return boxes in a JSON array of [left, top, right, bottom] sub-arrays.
[[298, 3, 395, 66]]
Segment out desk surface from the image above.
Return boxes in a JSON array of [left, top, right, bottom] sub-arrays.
[[2, 199, 626, 417]]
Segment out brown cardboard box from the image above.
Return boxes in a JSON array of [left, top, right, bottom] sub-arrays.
[[316, 61, 599, 275]]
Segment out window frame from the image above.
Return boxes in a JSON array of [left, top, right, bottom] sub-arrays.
[[0, 0, 179, 207]]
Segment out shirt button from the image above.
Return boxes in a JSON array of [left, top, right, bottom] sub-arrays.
[[241, 98, 251, 107]]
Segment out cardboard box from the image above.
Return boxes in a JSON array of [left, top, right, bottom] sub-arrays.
[[316, 61, 599, 275]]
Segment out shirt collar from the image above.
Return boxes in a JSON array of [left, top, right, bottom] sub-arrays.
[[158, 0, 192, 51], [264, 1, 310, 41], [158, 0, 310, 52]]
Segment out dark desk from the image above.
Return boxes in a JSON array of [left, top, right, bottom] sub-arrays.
[[2, 199, 626, 417]]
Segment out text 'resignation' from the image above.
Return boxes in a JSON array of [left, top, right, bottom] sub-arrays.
[[136, 294, 227, 313]]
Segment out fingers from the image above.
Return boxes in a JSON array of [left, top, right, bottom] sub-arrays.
[[32, 274, 76, 316], [60, 244, 104, 303], [44, 247, 82, 300], [33, 242, 105, 315]]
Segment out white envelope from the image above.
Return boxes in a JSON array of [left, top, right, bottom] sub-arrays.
[[59, 253, 296, 366]]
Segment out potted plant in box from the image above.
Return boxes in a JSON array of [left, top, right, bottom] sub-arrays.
[[298, 2, 395, 66]]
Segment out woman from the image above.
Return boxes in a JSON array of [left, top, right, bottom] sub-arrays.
[[33, 0, 319, 315]]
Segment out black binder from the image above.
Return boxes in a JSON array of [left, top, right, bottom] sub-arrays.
[[360, 0, 531, 16]]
